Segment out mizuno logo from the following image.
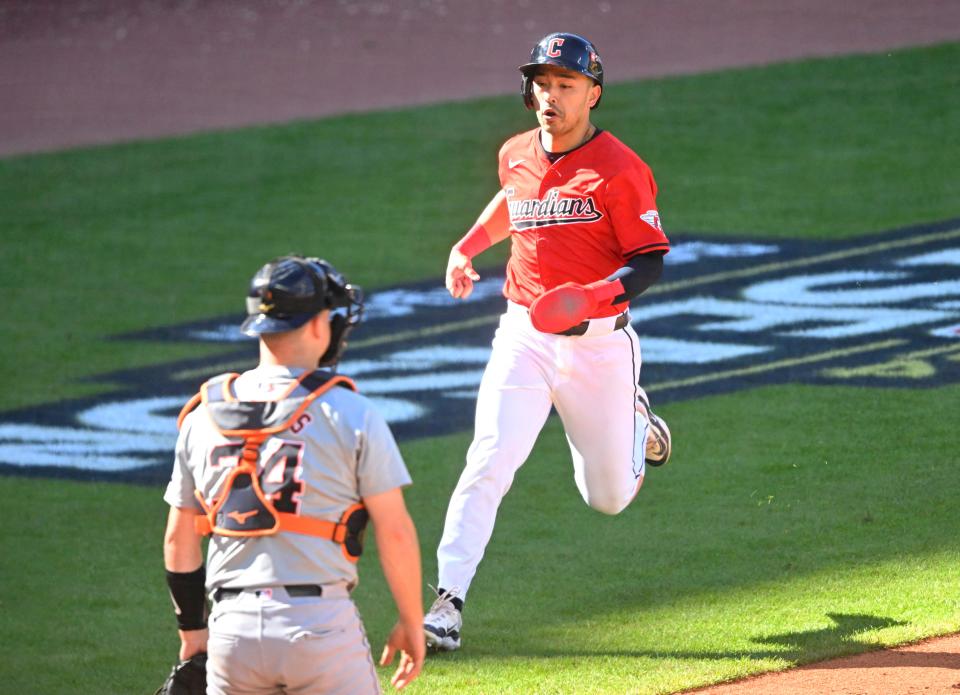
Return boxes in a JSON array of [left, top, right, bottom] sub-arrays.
[[508, 158, 526, 169], [227, 509, 259, 524]]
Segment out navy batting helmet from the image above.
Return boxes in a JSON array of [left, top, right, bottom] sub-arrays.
[[241, 255, 363, 367], [519, 32, 604, 110]]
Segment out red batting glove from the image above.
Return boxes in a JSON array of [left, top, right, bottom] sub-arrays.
[[529, 279, 624, 333]]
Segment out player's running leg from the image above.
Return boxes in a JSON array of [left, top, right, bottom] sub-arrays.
[[428, 311, 554, 649], [554, 324, 659, 514]]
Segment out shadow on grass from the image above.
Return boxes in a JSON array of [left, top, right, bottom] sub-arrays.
[[751, 612, 907, 655], [429, 613, 908, 665]]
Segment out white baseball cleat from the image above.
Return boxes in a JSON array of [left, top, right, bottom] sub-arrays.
[[424, 586, 463, 651], [637, 387, 671, 466]]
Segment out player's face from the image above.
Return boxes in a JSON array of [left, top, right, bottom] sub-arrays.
[[531, 66, 600, 140]]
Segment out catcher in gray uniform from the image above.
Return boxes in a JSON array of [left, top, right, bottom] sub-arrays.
[[162, 255, 425, 694]]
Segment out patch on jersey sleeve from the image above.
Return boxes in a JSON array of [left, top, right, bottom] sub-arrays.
[[640, 210, 663, 231]]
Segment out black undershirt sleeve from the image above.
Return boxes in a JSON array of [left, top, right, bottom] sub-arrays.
[[606, 252, 664, 304]]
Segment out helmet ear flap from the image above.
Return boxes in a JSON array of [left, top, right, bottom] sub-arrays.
[[521, 72, 535, 110], [318, 313, 347, 368], [318, 291, 362, 368]]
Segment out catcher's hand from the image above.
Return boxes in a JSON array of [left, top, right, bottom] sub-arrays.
[[154, 653, 207, 695]]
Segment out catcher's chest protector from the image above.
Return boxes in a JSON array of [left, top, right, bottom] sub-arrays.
[[178, 370, 369, 562]]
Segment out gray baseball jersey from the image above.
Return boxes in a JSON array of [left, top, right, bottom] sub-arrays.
[[164, 364, 412, 592]]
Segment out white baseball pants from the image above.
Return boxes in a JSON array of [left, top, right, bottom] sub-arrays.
[[206, 586, 380, 695], [437, 302, 649, 599]]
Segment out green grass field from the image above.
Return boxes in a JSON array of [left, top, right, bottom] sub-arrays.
[[2, 42, 959, 694]]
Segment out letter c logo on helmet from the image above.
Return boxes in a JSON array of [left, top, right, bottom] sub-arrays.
[[518, 32, 604, 110], [545, 37, 565, 58]]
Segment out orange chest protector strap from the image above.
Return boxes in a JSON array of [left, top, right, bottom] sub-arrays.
[[178, 370, 368, 562]]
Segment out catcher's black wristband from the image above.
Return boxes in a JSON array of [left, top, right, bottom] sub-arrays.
[[165, 566, 208, 631]]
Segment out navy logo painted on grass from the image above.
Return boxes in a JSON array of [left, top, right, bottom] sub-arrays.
[[1, 218, 958, 482]]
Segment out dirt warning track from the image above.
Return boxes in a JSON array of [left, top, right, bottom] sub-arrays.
[[2, 0, 959, 157]]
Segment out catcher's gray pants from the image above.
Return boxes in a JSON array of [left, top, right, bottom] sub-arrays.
[[206, 585, 381, 695]]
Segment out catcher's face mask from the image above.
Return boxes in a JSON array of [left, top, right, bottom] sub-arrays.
[[309, 258, 364, 368]]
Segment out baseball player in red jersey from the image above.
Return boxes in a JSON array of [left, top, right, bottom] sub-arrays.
[[423, 32, 672, 651]]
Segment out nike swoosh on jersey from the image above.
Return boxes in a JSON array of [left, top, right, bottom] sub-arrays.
[[508, 158, 526, 169]]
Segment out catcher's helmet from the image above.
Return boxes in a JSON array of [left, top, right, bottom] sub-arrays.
[[519, 32, 604, 110], [241, 255, 363, 367]]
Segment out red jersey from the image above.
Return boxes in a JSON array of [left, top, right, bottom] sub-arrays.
[[498, 128, 669, 316]]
